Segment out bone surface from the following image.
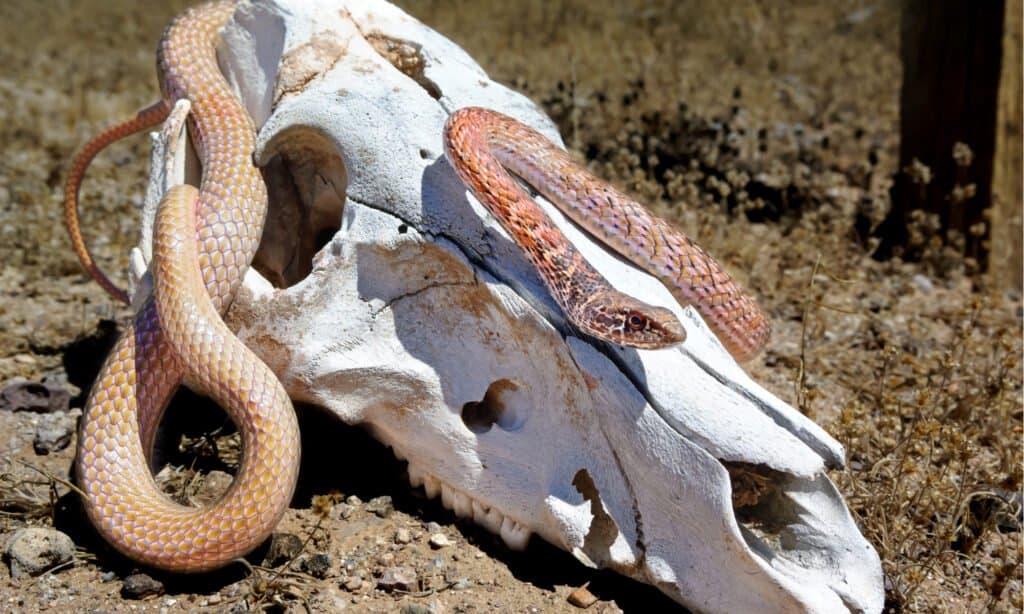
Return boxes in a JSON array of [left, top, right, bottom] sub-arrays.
[[132, 1, 884, 611]]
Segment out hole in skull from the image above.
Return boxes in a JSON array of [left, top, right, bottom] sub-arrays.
[[725, 461, 783, 510], [365, 32, 442, 100], [460, 379, 523, 434], [254, 126, 347, 288], [723, 461, 797, 559], [572, 469, 619, 559]]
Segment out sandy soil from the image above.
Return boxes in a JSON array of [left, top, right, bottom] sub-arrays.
[[0, 1, 1020, 612]]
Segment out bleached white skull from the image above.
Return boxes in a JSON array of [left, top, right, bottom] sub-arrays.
[[130, 1, 884, 611]]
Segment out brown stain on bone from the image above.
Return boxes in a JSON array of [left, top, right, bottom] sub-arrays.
[[275, 33, 348, 103]]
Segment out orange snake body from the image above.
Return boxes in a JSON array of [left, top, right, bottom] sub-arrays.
[[67, 2, 768, 573], [444, 108, 769, 360], [71, 1, 300, 572]]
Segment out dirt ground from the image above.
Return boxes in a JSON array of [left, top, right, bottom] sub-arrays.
[[0, 1, 1020, 612]]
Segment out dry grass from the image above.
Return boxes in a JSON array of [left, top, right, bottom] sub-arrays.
[[831, 294, 1021, 610]]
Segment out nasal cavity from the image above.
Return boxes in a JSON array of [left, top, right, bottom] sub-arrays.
[[461, 379, 523, 434], [365, 33, 442, 100], [254, 126, 347, 288]]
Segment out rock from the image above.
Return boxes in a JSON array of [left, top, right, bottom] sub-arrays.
[[263, 533, 303, 567], [308, 587, 349, 612], [377, 566, 418, 592], [428, 533, 452, 549], [302, 552, 332, 578], [189, 470, 234, 506], [911, 274, 934, 292], [343, 576, 364, 592], [4, 528, 75, 578], [451, 578, 473, 591], [423, 522, 442, 534], [33, 410, 78, 455], [568, 583, 599, 608], [394, 528, 413, 544], [366, 495, 394, 518], [0, 379, 70, 413], [121, 573, 165, 599]]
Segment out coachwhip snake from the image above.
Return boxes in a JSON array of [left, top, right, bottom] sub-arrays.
[[65, 1, 768, 572]]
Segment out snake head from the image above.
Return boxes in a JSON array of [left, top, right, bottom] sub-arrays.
[[578, 297, 686, 349]]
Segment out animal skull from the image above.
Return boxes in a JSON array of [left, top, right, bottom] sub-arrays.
[[129, 1, 884, 611]]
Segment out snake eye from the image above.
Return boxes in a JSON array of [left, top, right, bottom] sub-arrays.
[[626, 313, 647, 331]]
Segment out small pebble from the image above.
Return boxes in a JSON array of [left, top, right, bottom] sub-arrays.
[[263, 533, 303, 567], [423, 521, 442, 533], [451, 578, 473, 591], [302, 553, 332, 578], [428, 533, 452, 549], [568, 583, 599, 608], [0, 378, 70, 413], [394, 528, 413, 544], [366, 495, 394, 518], [33, 410, 79, 455], [189, 470, 234, 506], [343, 577, 364, 592], [911, 274, 934, 293], [121, 573, 165, 600], [345, 495, 363, 506], [5, 528, 75, 578], [377, 566, 418, 592]]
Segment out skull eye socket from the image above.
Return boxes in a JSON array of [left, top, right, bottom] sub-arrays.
[[626, 313, 647, 331]]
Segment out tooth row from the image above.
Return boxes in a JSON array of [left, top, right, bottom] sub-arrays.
[[406, 462, 532, 550]]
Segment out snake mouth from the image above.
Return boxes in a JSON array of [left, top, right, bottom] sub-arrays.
[[639, 305, 687, 348]]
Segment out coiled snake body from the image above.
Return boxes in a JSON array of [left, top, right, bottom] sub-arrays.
[[69, 1, 300, 572], [66, 1, 768, 572]]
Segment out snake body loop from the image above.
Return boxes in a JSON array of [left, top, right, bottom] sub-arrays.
[[64, 100, 170, 304], [444, 107, 770, 361], [74, 1, 300, 572]]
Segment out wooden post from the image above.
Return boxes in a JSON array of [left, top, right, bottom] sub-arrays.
[[990, 0, 1022, 290], [876, 1, 1010, 278]]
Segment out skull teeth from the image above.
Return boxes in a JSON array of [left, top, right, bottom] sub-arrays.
[[440, 483, 473, 517], [472, 500, 504, 534], [499, 516, 530, 550], [405, 461, 531, 550]]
